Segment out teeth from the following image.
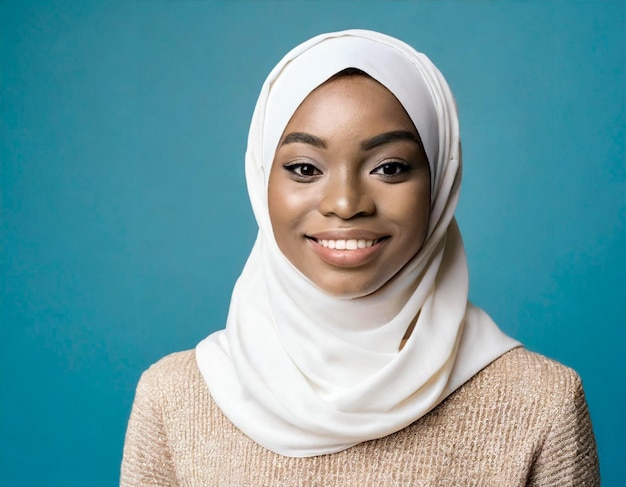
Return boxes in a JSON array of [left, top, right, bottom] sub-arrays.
[[318, 239, 375, 249]]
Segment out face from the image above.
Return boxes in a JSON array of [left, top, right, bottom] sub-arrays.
[[268, 75, 431, 298]]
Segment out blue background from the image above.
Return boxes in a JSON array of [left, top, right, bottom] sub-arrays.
[[1, 1, 624, 485]]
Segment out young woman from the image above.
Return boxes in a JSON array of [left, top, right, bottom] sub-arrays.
[[121, 30, 599, 485]]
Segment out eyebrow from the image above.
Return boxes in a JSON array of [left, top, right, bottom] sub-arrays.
[[280, 130, 422, 152], [280, 132, 327, 148], [360, 130, 422, 151]]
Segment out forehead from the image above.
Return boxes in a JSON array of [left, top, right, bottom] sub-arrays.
[[283, 75, 418, 135]]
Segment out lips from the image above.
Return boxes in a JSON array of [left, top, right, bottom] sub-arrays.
[[306, 232, 389, 267]]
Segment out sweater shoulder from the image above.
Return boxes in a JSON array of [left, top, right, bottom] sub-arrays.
[[475, 346, 583, 399], [148, 349, 197, 373], [489, 347, 579, 378], [136, 349, 203, 396]]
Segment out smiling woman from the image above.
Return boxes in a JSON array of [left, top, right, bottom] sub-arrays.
[[269, 73, 431, 298], [121, 30, 599, 485]]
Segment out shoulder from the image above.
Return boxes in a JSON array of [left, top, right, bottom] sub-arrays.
[[478, 346, 583, 396], [483, 351, 599, 484], [123, 350, 208, 485], [454, 347, 589, 432], [144, 349, 198, 375], [135, 349, 204, 398]]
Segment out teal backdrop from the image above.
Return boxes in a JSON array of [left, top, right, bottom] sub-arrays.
[[1, 1, 624, 485]]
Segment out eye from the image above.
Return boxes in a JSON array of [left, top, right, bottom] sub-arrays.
[[371, 161, 410, 177], [283, 162, 322, 179]]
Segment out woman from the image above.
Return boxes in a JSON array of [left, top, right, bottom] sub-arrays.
[[121, 30, 599, 485]]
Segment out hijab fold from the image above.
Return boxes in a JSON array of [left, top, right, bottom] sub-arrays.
[[196, 29, 520, 457]]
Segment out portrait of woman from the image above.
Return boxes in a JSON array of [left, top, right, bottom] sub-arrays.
[[121, 30, 599, 485], [2, 3, 623, 486]]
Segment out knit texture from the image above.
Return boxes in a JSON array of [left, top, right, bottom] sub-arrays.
[[121, 347, 599, 486]]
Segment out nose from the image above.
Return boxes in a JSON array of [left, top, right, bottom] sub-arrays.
[[318, 172, 375, 220]]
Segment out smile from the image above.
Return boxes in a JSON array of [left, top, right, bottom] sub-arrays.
[[306, 235, 389, 268], [316, 238, 376, 250]]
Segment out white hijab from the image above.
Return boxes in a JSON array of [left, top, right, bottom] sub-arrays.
[[196, 29, 520, 457]]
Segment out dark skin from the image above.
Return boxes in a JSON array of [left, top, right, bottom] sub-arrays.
[[268, 75, 431, 298]]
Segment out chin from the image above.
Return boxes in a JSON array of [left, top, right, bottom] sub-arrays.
[[315, 279, 383, 300]]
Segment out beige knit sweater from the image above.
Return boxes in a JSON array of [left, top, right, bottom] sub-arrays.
[[121, 347, 599, 486]]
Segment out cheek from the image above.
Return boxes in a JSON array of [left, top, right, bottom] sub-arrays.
[[268, 177, 318, 247], [412, 190, 431, 232], [268, 183, 289, 243], [381, 183, 431, 235], [269, 187, 301, 227]]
